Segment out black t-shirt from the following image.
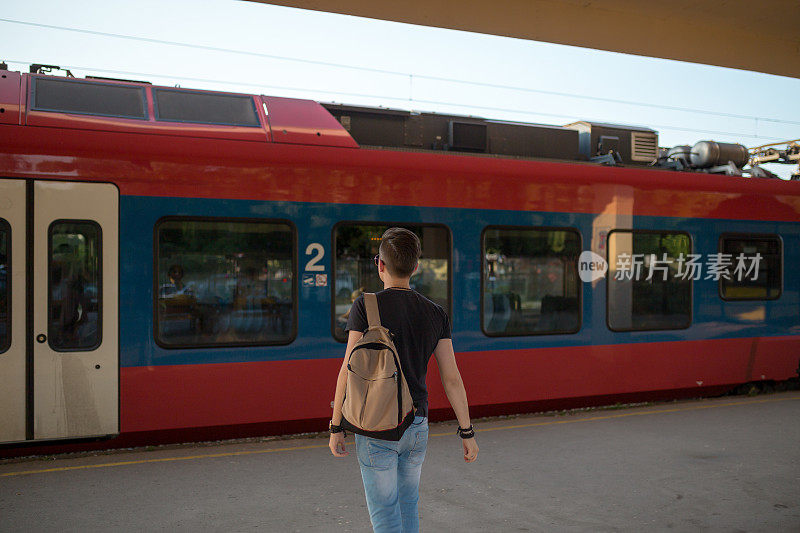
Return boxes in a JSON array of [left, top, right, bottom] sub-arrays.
[[345, 288, 451, 417]]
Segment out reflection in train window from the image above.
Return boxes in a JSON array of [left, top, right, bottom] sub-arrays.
[[0, 220, 9, 353], [719, 235, 782, 300], [155, 219, 295, 347], [333, 224, 450, 342], [48, 221, 102, 351], [607, 230, 691, 331], [482, 227, 580, 336]]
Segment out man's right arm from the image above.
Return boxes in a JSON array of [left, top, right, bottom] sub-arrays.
[[329, 330, 363, 457], [433, 338, 479, 463]]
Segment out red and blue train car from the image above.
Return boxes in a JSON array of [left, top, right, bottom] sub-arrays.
[[0, 68, 798, 455]]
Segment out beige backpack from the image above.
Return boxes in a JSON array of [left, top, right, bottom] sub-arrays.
[[340, 293, 415, 441]]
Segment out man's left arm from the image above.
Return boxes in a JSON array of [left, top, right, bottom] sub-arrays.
[[434, 338, 479, 463]]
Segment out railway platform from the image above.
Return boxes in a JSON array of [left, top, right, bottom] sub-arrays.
[[2, 392, 799, 532]]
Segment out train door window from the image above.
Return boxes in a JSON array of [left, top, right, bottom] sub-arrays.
[[482, 227, 581, 336], [607, 230, 691, 331], [153, 89, 260, 127], [719, 235, 782, 300], [32, 77, 147, 119], [0, 220, 9, 353], [48, 221, 102, 351], [155, 218, 295, 348], [333, 224, 451, 342]]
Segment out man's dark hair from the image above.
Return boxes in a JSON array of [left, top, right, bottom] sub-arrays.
[[379, 227, 421, 277]]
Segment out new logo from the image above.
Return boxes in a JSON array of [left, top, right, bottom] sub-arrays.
[[579, 251, 608, 282]]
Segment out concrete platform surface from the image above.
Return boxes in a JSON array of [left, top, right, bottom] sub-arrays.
[[1, 393, 799, 532]]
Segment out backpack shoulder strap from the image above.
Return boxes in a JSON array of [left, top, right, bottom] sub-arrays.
[[364, 292, 381, 327]]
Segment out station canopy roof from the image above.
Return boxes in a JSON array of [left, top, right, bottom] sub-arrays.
[[249, 0, 800, 79]]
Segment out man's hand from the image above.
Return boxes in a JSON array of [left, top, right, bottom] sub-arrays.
[[462, 437, 478, 463], [329, 432, 349, 457]]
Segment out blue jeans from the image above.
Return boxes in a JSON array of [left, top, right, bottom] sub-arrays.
[[355, 416, 429, 533]]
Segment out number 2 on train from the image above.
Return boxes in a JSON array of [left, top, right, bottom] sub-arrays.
[[304, 243, 325, 271]]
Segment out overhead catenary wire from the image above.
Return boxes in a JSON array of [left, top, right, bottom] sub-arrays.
[[2, 17, 799, 128], [3, 59, 789, 143]]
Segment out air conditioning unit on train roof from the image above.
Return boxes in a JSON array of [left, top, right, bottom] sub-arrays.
[[565, 121, 658, 165]]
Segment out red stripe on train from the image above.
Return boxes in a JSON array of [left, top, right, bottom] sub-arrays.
[[120, 336, 799, 433], [2, 126, 799, 221]]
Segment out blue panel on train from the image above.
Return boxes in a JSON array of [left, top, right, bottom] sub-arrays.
[[118, 195, 799, 368]]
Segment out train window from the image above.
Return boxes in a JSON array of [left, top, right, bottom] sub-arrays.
[[32, 77, 147, 119], [48, 221, 102, 351], [719, 235, 782, 300], [0, 220, 9, 353], [153, 89, 260, 127], [607, 230, 691, 331], [482, 227, 581, 336], [333, 224, 451, 342], [155, 218, 295, 348]]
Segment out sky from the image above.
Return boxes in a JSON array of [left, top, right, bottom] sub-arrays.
[[2, 0, 798, 177]]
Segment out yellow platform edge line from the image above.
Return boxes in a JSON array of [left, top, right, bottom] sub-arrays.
[[429, 394, 799, 436], [2, 394, 798, 477], [0, 443, 327, 477]]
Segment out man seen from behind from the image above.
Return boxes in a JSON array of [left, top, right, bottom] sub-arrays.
[[329, 227, 479, 533]]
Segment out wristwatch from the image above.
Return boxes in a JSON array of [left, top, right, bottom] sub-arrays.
[[329, 421, 344, 434]]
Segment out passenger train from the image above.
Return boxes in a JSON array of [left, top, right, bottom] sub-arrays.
[[0, 66, 798, 456]]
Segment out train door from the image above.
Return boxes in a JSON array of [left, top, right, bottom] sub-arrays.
[[0, 179, 118, 444], [0, 180, 26, 442]]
